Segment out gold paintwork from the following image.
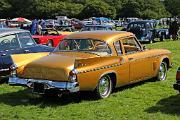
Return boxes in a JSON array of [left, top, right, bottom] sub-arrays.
[[16, 31, 172, 91], [11, 52, 49, 75]]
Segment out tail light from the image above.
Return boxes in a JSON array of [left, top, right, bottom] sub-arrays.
[[69, 69, 78, 82], [176, 67, 180, 81]]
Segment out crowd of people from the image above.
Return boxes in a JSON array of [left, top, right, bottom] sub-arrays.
[[1, 17, 180, 40], [30, 19, 46, 35]]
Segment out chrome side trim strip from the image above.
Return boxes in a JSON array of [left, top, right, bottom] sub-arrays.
[[0, 68, 9, 72]]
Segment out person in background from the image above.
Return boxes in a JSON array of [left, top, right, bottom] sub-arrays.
[[37, 21, 42, 35], [40, 19, 46, 29], [5, 19, 10, 27], [169, 20, 179, 40], [31, 19, 38, 35]]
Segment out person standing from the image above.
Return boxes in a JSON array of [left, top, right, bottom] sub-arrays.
[[170, 20, 179, 40], [40, 19, 46, 29], [37, 21, 42, 35], [31, 19, 38, 35]]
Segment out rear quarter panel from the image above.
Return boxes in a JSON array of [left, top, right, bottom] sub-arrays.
[[75, 56, 128, 91], [11, 52, 49, 75]]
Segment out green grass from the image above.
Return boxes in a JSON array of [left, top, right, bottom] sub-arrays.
[[1, 40, 180, 120]]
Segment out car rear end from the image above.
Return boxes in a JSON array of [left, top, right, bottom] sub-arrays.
[[0, 54, 14, 81], [173, 67, 180, 92]]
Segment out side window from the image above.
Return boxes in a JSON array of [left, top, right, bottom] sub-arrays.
[[17, 32, 36, 48], [0, 34, 20, 51], [122, 37, 141, 54], [114, 41, 122, 55]]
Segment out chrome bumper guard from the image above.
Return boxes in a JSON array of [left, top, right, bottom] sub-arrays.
[[9, 77, 79, 93]]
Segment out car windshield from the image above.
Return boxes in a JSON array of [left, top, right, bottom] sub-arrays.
[[17, 32, 36, 48], [54, 39, 111, 56]]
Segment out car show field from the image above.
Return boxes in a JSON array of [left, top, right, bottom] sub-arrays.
[[0, 40, 180, 119]]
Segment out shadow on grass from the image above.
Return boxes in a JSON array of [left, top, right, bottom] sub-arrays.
[[113, 77, 157, 93], [0, 88, 98, 107], [145, 94, 180, 115], [0, 78, 157, 107]]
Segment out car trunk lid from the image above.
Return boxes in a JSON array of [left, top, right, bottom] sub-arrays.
[[19, 52, 98, 82]]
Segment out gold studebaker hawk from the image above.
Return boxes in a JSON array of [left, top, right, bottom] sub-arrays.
[[9, 31, 172, 99]]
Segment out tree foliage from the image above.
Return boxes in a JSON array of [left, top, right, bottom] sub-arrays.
[[0, 0, 173, 19], [164, 0, 180, 17], [80, 0, 116, 19]]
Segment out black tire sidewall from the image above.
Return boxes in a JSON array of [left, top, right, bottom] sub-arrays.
[[94, 75, 113, 99]]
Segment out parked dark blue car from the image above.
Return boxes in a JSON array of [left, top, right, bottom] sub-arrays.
[[0, 28, 54, 81], [127, 20, 169, 43]]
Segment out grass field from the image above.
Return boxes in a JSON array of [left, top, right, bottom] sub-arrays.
[[1, 40, 180, 120]]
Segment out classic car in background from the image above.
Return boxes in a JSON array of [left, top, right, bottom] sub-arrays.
[[173, 67, 180, 92], [0, 28, 53, 81], [126, 20, 169, 43], [32, 28, 66, 47], [9, 31, 172, 99], [81, 25, 114, 31]]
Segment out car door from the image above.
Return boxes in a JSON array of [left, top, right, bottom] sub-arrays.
[[121, 37, 153, 82], [113, 40, 130, 86]]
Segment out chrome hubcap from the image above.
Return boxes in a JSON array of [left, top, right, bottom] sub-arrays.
[[159, 63, 167, 80], [99, 76, 111, 97]]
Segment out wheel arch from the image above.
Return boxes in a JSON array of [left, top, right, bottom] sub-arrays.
[[161, 57, 170, 70], [99, 71, 117, 89]]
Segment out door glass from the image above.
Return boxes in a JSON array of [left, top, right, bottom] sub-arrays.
[[122, 37, 141, 54], [17, 32, 36, 48], [114, 41, 122, 55], [0, 34, 20, 51]]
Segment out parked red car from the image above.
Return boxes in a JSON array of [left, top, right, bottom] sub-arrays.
[[32, 28, 66, 47]]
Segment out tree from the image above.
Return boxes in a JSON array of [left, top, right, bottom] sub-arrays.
[[164, 0, 180, 16], [120, 0, 141, 18], [120, 0, 169, 19], [80, 0, 116, 19], [0, 0, 171, 19], [0, 0, 11, 18]]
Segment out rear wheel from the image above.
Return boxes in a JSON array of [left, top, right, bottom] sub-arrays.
[[94, 75, 113, 99], [156, 62, 167, 81]]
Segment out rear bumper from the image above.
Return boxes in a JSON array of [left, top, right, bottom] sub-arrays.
[[173, 83, 180, 91], [9, 77, 79, 93]]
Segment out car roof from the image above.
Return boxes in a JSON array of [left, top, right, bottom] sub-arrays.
[[0, 28, 29, 36], [129, 20, 154, 24], [84, 25, 112, 27], [65, 31, 134, 43]]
